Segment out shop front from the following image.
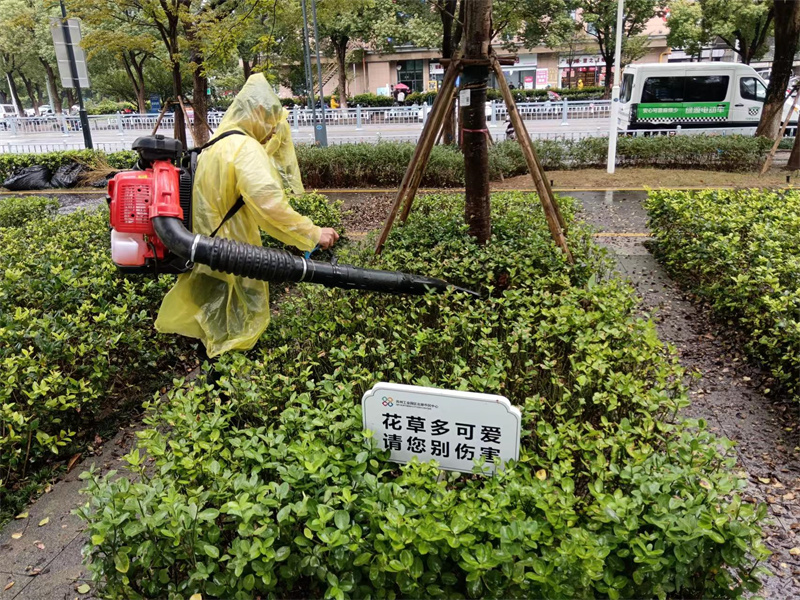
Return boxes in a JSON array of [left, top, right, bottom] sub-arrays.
[[492, 54, 538, 90], [559, 54, 606, 89]]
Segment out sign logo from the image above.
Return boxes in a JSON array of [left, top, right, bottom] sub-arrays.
[[381, 396, 394, 407]]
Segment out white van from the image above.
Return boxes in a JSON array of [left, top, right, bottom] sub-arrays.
[[0, 103, 19, 128], [618, 62, 782, 133]]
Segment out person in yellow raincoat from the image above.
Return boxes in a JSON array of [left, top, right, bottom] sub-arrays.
[[155, 74, 339, 357]]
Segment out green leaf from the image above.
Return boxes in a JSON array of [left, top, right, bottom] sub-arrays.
[[114, 552, 130, 574], [334, 510, 350, 531]]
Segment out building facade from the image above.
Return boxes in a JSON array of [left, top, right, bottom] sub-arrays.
[[306, 15, 679, 99]]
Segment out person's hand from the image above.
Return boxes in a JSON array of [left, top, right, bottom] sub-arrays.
[[318, 228, 340, 250]]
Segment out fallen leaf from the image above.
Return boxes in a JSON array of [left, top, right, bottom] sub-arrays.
[[30, 569, 41, 576], [758, 477, 771, 484], [38, 517, 49, 527], [699, 479, 711, 489], [44, 484, 52, 493], [11, 532, 22, 539], [189, 594, 202, 600], [535, 469, 547, 481], [789, 547, 800, 556], [3, 582, 14, 591], [15, 512, 28, 519], [784, 492, 796, 501], [67, 453, 82, 473], [76, 583, 91, 594], [94, 434, 103, 446], [35, 542, 45, 550]]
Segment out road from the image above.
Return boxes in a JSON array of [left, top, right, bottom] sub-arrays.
[[0, 117, 611, 153]]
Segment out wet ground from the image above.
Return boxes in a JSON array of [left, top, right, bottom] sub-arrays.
[[3, 188, 800, 597], [577, 190, 800, 598]]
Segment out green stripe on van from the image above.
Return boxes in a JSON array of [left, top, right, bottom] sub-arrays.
[[637, 102, 730, 120]]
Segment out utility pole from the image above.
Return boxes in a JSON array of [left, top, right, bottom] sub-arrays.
[[606, 0, 624, 174], [461, 0, 492, 243], [310, 0, 329, 147], [58, 0, 92, 149], [300, 0, 317, 131]]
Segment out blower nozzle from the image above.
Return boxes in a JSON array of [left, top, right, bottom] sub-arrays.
[[153, 217, 481, 297]]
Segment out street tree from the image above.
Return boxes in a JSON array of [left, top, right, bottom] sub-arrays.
[[762, 1, 800, 143], [667, 0, 773, 64], [74, 2, 160, 113], [577, 0, 661, 97]]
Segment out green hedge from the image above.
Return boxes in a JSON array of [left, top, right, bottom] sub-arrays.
[[0, 206, 182, 522], [79, 192, 768, 599], [0, 193, 343, 524], [0, 196, 58, 227], [1, 136, 772, 191], [647, 188, 800, 400], [281, 86, 605, 108]]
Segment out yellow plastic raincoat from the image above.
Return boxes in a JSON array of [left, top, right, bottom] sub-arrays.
[[155, 74, 321, 356]]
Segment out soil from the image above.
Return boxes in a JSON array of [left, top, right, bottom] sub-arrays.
[[493, 167, 798, 191], [578, 191, 800, 598]]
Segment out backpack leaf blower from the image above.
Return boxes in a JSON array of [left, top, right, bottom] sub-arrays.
[[108, 135, 479, 297]]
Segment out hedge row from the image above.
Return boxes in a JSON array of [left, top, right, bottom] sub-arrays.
[[280, 86, 606, 108], [647, 189, 800, 400], [79, 192, 768, 599], [0, 135, 772, 192], [0, 192, 342, 525]]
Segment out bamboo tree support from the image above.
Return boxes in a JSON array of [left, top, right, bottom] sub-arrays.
[[374, 60, 461, 253], [490, 54, 573, 263], [177, 96, 198, 147], [761, 83, 800, 175], [183, 98, 215, 137], [149, 100, 174, 136]]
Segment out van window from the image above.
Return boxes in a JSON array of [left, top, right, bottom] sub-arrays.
[[641, 75, 730, 103], [740, 77, 767, 101], [684, 76, 729, 102], [1, 105, 15, 113], [642, 77, 685, 103], [621, 73, 634, 103]]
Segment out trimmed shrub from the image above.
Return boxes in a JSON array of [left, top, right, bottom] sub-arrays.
[[0, 194, 343, 523], [0, 196, 58, 227], [647, 188, 800, 399], [1, 136, 772, 192], [79, 193, 768, 600]]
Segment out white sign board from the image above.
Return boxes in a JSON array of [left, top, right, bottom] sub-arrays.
[[459, 89, 471, 107], [49, 17, 90, 89], [362, 382, 521, 474]]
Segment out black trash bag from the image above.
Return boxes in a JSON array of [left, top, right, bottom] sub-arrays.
[[50, 162, 86, 188], [2, 165, 52, 191]]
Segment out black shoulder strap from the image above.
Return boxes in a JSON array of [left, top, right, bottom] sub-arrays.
[[193, 129, 246, 153], [192, 130, 248, 238], [210, 196, 245, 238]]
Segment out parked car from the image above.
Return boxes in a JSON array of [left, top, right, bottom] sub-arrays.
[[0, 103, 19, 129]]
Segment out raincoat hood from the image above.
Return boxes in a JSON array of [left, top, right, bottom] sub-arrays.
[[215, 73, 304, 195]]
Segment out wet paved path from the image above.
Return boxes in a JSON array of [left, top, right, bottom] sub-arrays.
[[577, 190, 800, 598]]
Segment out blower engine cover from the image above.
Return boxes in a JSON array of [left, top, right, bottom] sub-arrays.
[[108, 136, 193, 274]]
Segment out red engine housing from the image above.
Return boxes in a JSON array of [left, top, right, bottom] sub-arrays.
[[108, 160, 185, 268]]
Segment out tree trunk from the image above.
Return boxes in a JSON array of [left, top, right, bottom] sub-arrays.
[[757, 0, 800, 139], [0, 89, 6, 103], [65, 88, 75, 110], [440, 0, 460, 145], [19, 72, 39, 115], [333, 37, 349, 109], [39, 60, 63, 114], [171, 61, 187, 147], [242, 58, 252, 80], [35, 83, 44, 106], [5, 71, 24, 115], [603, 56, 613, 98], [190, 49, 210, 146], [461, 0, 492, 244]]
